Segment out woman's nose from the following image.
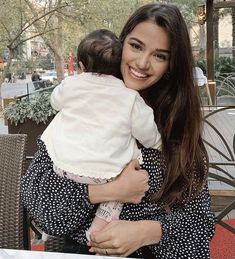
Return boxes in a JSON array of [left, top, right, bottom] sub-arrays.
[[136, 53, 150, 70]]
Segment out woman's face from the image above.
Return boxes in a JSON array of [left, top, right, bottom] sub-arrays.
[[121, 21, 170, 91]]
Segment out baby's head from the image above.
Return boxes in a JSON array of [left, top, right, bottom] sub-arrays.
[[77, 29, 122, 77]]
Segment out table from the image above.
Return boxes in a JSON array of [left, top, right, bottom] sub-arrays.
[[0, 249, 132, 259]]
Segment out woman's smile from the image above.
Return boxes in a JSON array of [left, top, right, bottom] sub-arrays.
[[128, 66, 149, 79]]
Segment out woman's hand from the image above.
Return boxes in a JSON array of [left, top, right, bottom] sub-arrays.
[[113, 160, 149, 204], [88, 220, 162, 257], [88, 160, 149, 204], [88, 220, 142, 257]]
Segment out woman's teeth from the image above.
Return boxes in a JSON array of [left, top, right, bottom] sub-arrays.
[[130, 68, 147, 78]]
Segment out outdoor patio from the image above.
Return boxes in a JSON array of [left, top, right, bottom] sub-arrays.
[[0, 0, 235, 258]]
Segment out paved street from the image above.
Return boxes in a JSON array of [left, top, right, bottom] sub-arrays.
[[1, 79, 35, 99]]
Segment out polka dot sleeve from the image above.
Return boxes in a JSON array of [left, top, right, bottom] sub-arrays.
[[120, 147, 216, 258], [20, 139, 96, 236], [152, 185, 216, 258]]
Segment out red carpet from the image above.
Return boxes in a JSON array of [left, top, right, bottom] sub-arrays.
[[210, 219, 235, 259], [31, 239, 45, 251]]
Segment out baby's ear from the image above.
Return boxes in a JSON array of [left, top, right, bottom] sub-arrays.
[[78, 61, 86, 74]]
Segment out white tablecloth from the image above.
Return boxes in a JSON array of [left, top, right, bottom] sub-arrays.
[[0, 249, 134, 259]]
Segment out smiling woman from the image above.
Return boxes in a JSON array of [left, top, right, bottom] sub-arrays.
[[120, 22, 170, 91], [21, 3, 215, 259]]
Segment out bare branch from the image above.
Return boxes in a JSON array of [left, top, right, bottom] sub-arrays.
[[8, 1, 69, 49], [16, 27, 59, 46], [0, 20, 11, 39]]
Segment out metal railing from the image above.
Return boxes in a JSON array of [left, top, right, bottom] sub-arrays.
[[203, 106, 235, 233]]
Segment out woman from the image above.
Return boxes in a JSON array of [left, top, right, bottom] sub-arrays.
[[21, 3, 215, 258]]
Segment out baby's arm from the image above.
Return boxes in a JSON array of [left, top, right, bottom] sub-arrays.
[[131, 93, 161, 149]]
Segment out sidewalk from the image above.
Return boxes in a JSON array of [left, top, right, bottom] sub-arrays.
[[0, 113, 8, 134]]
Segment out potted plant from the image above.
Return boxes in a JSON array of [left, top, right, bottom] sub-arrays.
[[3, 90, 57, 157]]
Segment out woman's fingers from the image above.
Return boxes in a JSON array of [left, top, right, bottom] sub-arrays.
[[89, 247, 126, 257], [88, 223, 120, 249], [88, 221, 142, 257], [89, 227, 111, 244], [89, 236, 128, 257], [114, 160, 149, 204], [129, 159, 140, 170]]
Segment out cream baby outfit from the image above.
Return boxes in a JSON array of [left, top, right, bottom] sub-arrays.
[[41, 72, 161, 179], [40, 72, 161, 241]]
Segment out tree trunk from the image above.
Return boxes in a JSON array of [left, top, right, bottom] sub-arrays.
[[54, 51, 64, 82], [52, 1, 64, 83], [0, 48, 14, 108], [23, 0, 65, 83]]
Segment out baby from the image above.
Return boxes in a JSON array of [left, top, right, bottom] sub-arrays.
[[40, 29, 161, 240]]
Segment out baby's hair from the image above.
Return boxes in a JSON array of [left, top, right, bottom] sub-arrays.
[[77, 29, 122, 77]]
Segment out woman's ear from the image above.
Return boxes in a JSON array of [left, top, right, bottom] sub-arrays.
[[78, 61, 86, 74]]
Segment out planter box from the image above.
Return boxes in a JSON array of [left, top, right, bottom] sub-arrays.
[[8, 117, 54, 158]]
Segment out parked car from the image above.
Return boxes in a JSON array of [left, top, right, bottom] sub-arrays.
[[41, 70, 68, 83], [41, 70, 57, 82]]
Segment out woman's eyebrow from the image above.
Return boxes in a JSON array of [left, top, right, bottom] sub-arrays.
[[155, 49, 171, 54], [128, 37, 170, 54], [128, 37, 144, 45]]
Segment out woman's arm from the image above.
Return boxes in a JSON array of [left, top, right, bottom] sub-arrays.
[[89, 148, 216, 258], [89, 220, 162, 257], [89, 160, 149, 204], [21, 140, 149, 236], [89, 184, 215, 258], [152, 184, 215, 258]]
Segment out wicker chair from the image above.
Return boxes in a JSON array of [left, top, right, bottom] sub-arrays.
[[0, 134, 29, 249], [45, 237, 65, 252]]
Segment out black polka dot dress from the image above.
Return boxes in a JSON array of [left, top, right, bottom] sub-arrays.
[[21, 139, 215, 258]]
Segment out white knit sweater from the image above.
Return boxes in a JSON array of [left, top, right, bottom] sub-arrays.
[[41, 73, 161, 179]]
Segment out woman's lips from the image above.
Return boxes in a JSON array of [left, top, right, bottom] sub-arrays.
[[129, 67, 148, 80]]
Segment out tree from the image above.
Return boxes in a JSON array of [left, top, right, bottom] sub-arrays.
[[0, 0, 67, 104], [37, 54, 54, 70], [23, 0, 69, 82], [60, 0, 154, 65], [0, 0, 210, 107]]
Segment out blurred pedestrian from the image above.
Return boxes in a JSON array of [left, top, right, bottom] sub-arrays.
[[6, 72, 12, 83], [32, 71, 41, 89]]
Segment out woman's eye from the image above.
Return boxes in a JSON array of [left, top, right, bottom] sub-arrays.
[[154, 53, 168, 61], [129, 42, 142, 51]]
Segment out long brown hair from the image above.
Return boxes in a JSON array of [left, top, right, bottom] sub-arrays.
[[120, 3, 208, 207]]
